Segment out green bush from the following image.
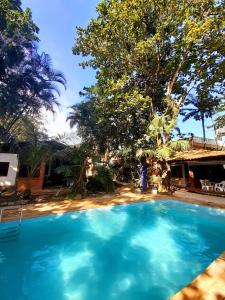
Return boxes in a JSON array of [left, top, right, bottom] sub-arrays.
[[87, 166, 115, 193]]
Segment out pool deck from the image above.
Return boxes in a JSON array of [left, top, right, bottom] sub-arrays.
[[1, 187, 225, 300], [170, 251, 225, 300], [1, 187, 225, 223]]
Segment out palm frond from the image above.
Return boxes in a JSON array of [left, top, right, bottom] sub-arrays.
[[136, 148, 154, 158], [169, 140, 190, 152]]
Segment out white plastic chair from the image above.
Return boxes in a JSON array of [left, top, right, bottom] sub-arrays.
[[215, 181, 225, 192], [200, 180, 214, 191]]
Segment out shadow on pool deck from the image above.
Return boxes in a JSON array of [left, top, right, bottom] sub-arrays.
[[2, 187, 225, 223], [0, 187, 225, 223]]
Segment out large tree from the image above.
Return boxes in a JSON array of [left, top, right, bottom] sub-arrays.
[[0, 0, 66, 144], [0, 0, 38, 77], [0, 49, 66, 139], [72, 0, 224, 149], [71, 0, 224, 188]]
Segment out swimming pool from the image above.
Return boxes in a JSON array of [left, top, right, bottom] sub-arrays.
[[0, 200, 225, 300]]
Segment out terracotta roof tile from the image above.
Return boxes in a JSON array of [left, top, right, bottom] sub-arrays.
[[168, 150, 225, 162]]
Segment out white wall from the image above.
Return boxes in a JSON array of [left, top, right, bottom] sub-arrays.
[[0, 154, 18, 187]]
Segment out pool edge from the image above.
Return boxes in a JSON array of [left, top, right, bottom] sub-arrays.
[[170, 251, 225, 300], [1, 193, 225, 223]]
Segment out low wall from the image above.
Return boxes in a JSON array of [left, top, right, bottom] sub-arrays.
[[0, 154, 18, 187], [17, 162, 46, 192]]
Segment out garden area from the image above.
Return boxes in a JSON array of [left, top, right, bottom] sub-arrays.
[[0, 0, 224, 202], [1, 2, 225, 300]]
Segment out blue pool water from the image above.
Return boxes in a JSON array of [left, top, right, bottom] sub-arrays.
[[0, 200, 225, 300]]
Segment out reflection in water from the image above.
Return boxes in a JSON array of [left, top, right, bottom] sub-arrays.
[[0, 201, 225, 300], [85, 209, 128, 240], [60, 249, 94, 283]]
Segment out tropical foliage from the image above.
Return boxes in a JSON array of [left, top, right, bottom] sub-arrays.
[[0, 0, 66, 146], [55, 143, 91, 195], [136, 113, 189, 190], [86, 165, 115, 193], [71, 0, 224, 188], [180, 95, 220, 144], [18, 118, 50, 178], [214, 102, 225, 129]]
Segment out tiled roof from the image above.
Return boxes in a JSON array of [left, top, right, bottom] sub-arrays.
[[168, 149, 225, 162]]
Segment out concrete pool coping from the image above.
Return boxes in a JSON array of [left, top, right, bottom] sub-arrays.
[[1, 188, 225, 223], [170, 251, 225, 300], [1, 188, 225, 300]]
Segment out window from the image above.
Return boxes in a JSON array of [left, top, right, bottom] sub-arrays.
[[0, 162, 10, 177]]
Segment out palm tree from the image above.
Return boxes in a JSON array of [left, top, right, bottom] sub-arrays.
[[55, 143, 91, 195], [137, 113, 189, 191], [0, 47, 66, 144], [17, 118, 53, 195], [180, 95, 217, 146]]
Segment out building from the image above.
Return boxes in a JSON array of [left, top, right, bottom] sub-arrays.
[[169, 148, 225, 196], [0, 140, 67, 194], [0, 153, 18, 190]]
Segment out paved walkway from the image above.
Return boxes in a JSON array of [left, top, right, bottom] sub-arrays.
[[1, 188, 158, 222], [174, 189, 225, 209], [1, 188, 225, 222]]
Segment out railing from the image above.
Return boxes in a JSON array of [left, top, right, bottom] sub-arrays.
[[193, 137, 224, 147], [0, 206, 23, 242]]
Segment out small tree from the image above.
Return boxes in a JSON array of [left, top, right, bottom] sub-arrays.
[[55, 143, 91, 196], [17, 118, 51, 196], [137, 113, 189, 191]]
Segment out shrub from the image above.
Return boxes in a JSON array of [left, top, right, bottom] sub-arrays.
[[87, 166, 115, 193]]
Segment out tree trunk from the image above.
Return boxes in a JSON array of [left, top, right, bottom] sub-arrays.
[[74, 161, 87, 195], [211, 117, 219, 150], [201, 113, 206, 149]]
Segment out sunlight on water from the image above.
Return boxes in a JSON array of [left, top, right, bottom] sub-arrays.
[[60, 249, 94, 283], [1, 201, 225, 300], [0, 252, 6, 264], [85, 209, 128, 240], [131, 217, 182, 279], [65, 288, 86, 300], [112, 273, 137, 296]]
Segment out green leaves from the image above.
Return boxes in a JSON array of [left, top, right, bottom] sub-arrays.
[[0, 2, 66, 146], [72, 0, 224, 188], [74, 0, 224, 128], [0, 0, 39, 39]]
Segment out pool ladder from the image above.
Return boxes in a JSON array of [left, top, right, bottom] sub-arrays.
[[0, 206, 23, 242]]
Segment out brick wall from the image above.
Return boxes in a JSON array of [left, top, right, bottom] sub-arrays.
[[17, 161, 46, 192]]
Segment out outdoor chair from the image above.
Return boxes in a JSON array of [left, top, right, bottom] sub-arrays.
[[200, 180, 214, 191], [214, 181, 225, 193]]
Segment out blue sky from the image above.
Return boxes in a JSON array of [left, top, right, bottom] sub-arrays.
[[22, 0, 215, 139]]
